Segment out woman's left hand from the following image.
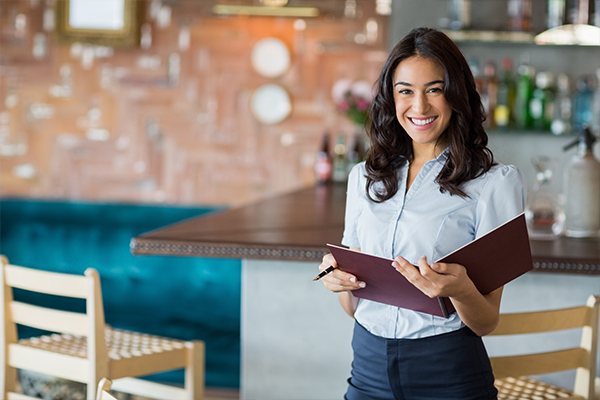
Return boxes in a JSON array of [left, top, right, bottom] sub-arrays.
[[391, 255, 474, 299], [393, 255, 503, 336]]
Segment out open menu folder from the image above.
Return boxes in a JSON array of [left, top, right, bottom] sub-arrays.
[[327, 213, 533, 318]]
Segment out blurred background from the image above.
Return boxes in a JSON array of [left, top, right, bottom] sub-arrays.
[[1, 0, 599, 397]]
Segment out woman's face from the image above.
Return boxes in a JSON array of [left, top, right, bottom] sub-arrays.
[[392, 56, 452, 153]]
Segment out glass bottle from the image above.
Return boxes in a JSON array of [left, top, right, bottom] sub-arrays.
[[508, 0, 533, 31], [468, 57, 482, 93], [529, 72, 555, 132], [526, 156, 564, 239], [449, 0, 471, 30], [572, 75, 596, 133], [592, 68, 600, 135], [563, 127, 600, 238], [332, 133, 348, 183], [346, 132, 363, 175], [314, 133, 332, 184], [547, 0, 566, 29], [551, 73, 573, 136], [480, 60, 498, 129], [567, 0, 593, 24], [515, 61, 535, 130], [494, 58, 516, 130]]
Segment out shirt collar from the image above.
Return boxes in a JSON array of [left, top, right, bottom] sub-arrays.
[[435, 147, 450, 163]]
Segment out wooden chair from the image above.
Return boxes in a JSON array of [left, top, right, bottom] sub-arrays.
[[0, 256, 205, 400], [488, 294, 600, 400], [96, 378, 118, 400]]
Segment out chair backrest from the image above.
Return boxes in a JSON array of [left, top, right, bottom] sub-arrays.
[[96, 377, 118, 400], [488, 295, 600, 399], [0, 255, 108, 377]]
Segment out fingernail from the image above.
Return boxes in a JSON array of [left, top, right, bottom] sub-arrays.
[[359, 282, 366, 288], [350, 277, 356, 283]]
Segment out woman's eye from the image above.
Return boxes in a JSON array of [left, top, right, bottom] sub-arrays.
[[398, 89, 412, 95], [429, 87, 443, 93]]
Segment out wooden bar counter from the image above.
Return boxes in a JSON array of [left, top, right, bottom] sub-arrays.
[[132, 183, 600, 398], [132, 183, 600, 273]]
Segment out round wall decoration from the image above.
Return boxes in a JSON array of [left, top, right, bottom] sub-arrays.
[[249, 83, 292, 125], [250, 37, 291, 78]]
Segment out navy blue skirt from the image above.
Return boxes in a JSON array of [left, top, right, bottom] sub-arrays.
[[345, 322, 498, 400]]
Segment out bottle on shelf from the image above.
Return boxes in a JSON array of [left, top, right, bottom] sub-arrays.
[[572, 75, 597, 134], [314, 132, 332, 184], [592, 68, 600, 135], [525, 156, 564, 239], [494, 57, 516, 130], [567, 0, 593, 24], [346, 132, 364, 175], [507, 0, 533, 31], [515, 60, 535, 130], [468, 57, 482, 93], [529, 72, 555, 131], [563, 126, 600, 238], [547, 0, 566, 29], [480, 60, 498, 129], [551, 73, 573, 135], [332, 133, 348, 183], [448, 0, 471, 30]]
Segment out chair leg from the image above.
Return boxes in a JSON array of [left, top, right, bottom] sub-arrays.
[[185, 341, 205, 400], [88, 378, 100, 400], [2, 364, 17, 398]]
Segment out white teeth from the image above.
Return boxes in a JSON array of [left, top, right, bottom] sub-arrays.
[[411, 117, 436, 126]]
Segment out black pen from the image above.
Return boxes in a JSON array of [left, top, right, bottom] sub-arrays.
[[313, 265, 335, 281]]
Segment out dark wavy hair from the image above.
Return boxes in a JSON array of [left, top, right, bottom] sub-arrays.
[[365, 27, 494, 202]]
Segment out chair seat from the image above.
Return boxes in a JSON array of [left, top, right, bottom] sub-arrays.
[[495, 376, 584, 400], [17, 327, 186, 361]]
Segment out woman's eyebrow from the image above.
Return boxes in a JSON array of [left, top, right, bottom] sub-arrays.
[[393, 79, 445, 87]]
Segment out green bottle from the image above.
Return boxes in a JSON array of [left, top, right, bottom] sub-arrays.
[[515, 62, 535, 130], [529, 72, 555, 131]]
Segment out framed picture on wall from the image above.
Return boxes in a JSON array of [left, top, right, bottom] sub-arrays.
[[55, 0, 143, 47]]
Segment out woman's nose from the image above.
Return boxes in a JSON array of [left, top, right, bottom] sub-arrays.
[[412, 93, 429, 114]]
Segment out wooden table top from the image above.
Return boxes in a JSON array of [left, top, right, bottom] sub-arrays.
[[131, 183, 600, 274], [131, 183, 347, 261]]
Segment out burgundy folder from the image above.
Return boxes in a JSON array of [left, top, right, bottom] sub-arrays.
[[327, 213, 533, 318]]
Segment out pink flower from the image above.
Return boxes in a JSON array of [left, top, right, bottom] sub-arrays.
[[355, 99, 369, 111], [331, 78, 372, 125]]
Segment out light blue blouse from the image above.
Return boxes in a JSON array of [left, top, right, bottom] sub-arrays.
[[341, 149, 527, 339]]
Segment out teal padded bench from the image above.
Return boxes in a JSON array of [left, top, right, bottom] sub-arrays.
[[0, 198, 241, 389]]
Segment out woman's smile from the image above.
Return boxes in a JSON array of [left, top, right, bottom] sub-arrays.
[[409, 116, 438, 128]]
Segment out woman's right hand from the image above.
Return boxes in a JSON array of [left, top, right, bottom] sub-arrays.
[[318, 253, 366, 293]]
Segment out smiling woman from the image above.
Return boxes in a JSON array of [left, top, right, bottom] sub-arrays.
[[55, 0, 142, 47], [392, 56, 452, 161], [316, 27, 527, 400]]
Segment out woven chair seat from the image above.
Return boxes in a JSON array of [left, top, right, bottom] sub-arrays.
[[1, 261, 203, 400], [18, 327, 186, 360], [496, 376, 584, 400]]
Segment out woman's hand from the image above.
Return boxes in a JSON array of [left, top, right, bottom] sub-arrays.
[[318, 252, 364, 317], [318, 253, 365, 293], [391, 255, 472, 299], [392, 255, 503, 336]]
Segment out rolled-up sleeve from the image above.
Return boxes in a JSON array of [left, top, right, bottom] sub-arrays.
[[475, 165, 527, 239]]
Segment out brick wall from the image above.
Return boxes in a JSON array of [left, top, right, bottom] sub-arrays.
[[0, 0, 388, 206]]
